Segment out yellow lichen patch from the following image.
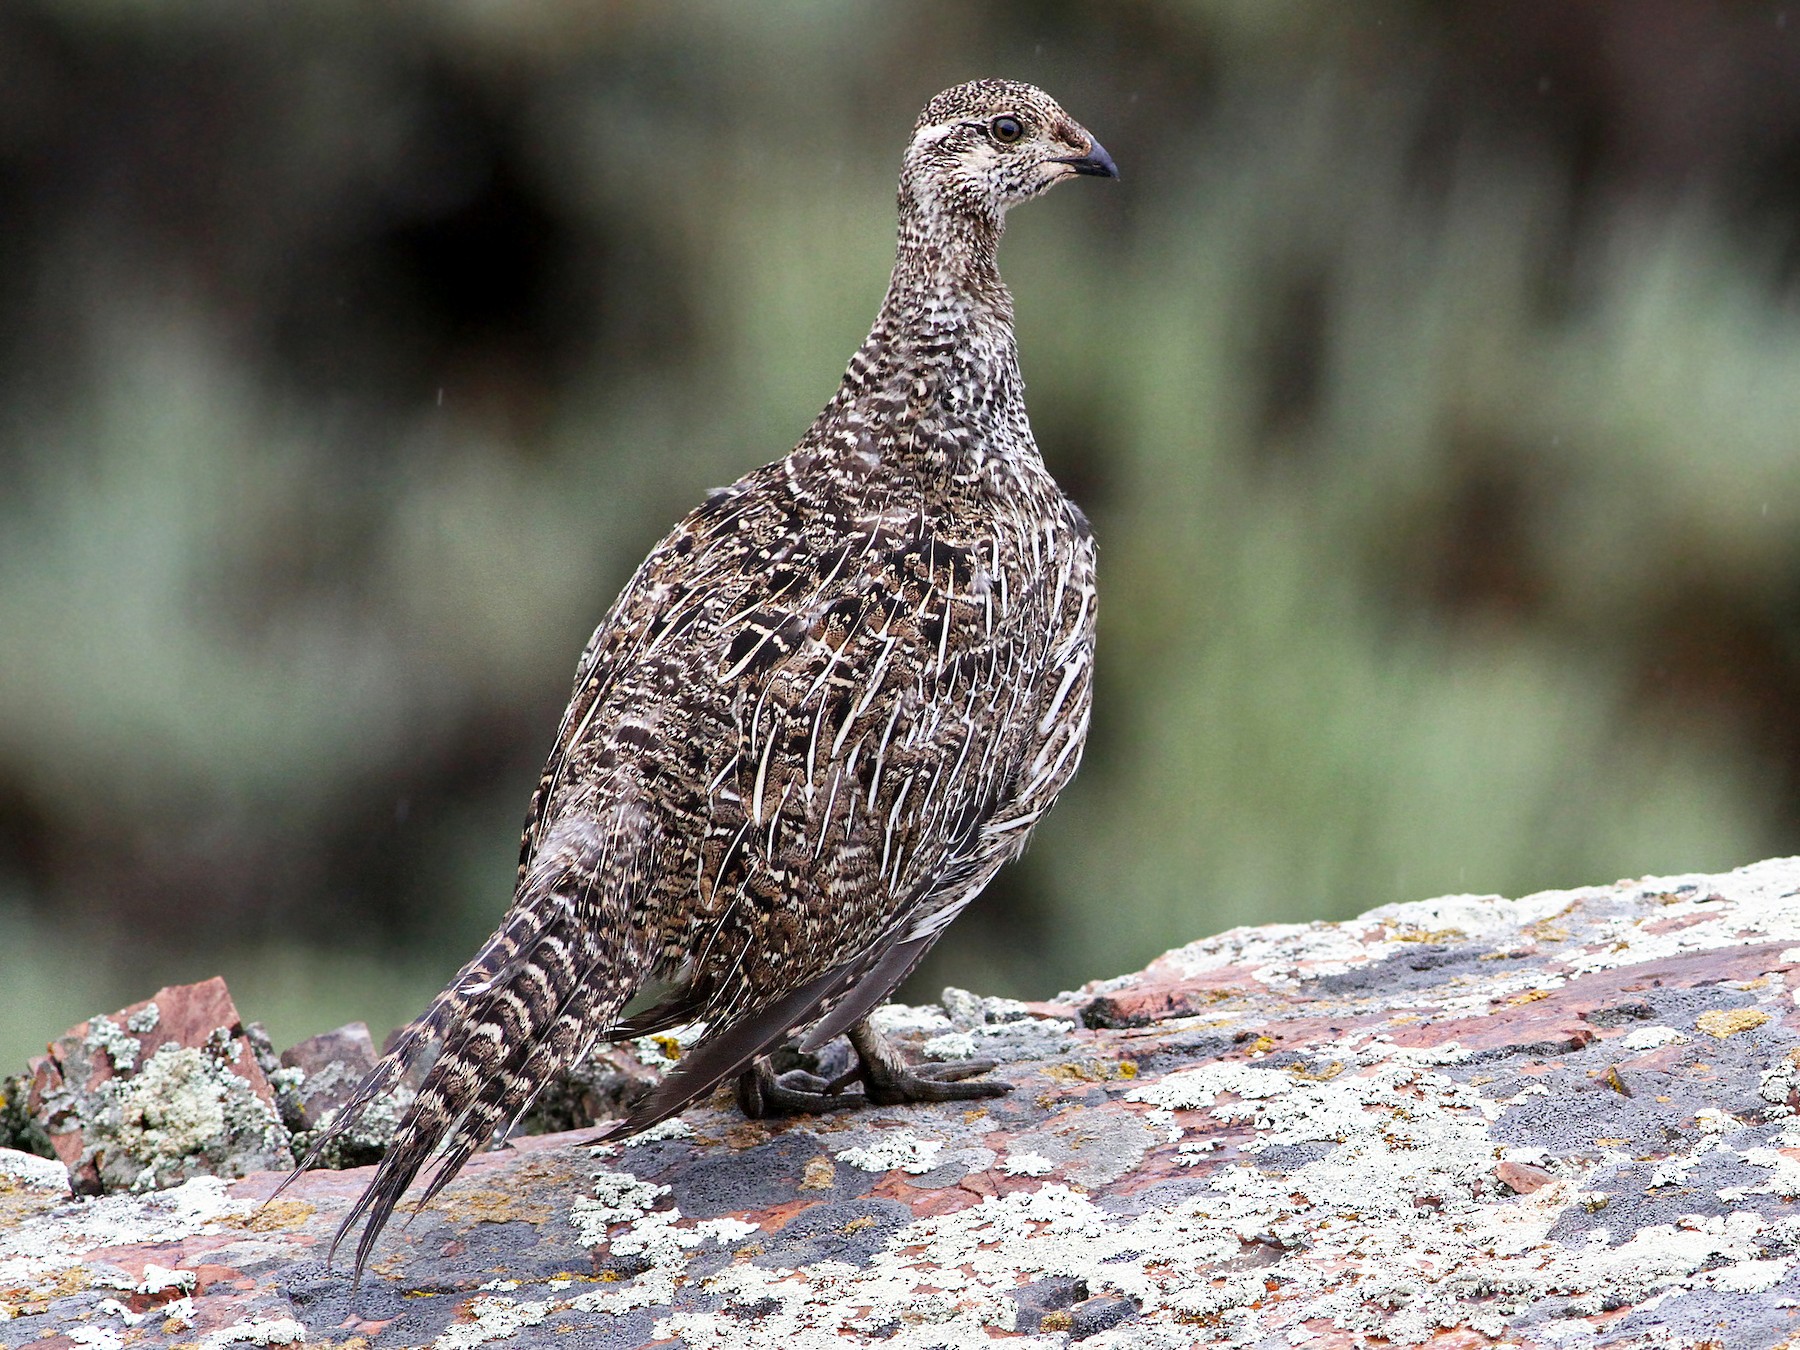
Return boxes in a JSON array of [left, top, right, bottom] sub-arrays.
[[1045, 1060, 1141, 1084], [0, 1185, 66, 1231], [3, 1264, 90, 1316], [798, 1156, 836, 1191], [1040, 1310, 1074, 1332], [1505, 990, 1552, 1006], [1246, 1035, 1277, 1055], [1696, 1009, 1769, 1040], [1523, 901, 1580, 943], [1393, 927, 1468, 944], [443, 1187, 554, 1225], [1287, 1061, 1344, 1083], [652, 1034, 685, 1062], [724, 1122, 770, 1149], [45, 1266, 87, 1300], [230, 1198, 315, 1231], [1599, 1066, 1632, 1097], [841, 1215, 877, 1234]]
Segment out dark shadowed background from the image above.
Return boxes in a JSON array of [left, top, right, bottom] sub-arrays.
[[4, 1, 1800, 1069]]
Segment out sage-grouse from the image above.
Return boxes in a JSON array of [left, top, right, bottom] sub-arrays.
[[300, 78, 1115, 1277]]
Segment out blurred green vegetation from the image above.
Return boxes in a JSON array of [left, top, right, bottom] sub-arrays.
[[3, 2, 1799, 1069]]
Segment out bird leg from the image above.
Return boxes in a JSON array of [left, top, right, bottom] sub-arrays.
[[734, 1016, 1012, 1119], [847, 1017, 1014, 1105]]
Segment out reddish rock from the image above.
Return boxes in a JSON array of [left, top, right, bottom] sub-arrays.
[[25, 977, 292, 1193], [1494, 1161, 1555, 1194]]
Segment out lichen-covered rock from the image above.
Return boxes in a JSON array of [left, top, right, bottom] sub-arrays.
[[0, 1073, 54, 1160], [276, 1021, 411, 1169], [278, 1022, 378, 1127], [25, 978, 293, 1194], [0, 1146, 69, 1250], [7, 859, 1800, 1347]]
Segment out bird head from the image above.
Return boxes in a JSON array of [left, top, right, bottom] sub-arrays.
[[900, 79, 1118, 226]]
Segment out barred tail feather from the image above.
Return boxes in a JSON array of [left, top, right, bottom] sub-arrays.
[[279, 898, 554, 1182], [284, 808, 655, 1286]]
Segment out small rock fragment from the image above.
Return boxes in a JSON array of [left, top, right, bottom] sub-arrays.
[[1495, 1161, 1555, 1194], [278, 1022, 378, 1130], [1014, 1276, 1087, 1332]]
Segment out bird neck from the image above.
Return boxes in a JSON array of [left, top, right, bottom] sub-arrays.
[[823, 203, 1022, 437], [885, 200, 1012, 322]]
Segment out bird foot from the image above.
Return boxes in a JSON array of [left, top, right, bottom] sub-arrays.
[[735, 1062, 862, 1118], [847, 1016, 1013, 1106], [734, 1018, 1013, 1119], [858, 1055, 1012, 1106]]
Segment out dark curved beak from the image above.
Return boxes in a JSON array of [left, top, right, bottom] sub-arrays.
[[1053, 138, 1119, 179]]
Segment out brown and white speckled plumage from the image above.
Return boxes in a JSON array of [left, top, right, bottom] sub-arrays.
[[295, 79, 1115, 1280]]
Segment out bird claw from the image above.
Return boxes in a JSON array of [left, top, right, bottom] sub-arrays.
[[736, 1062, 863, 1118], [847, 1018, 1013, 1106], [860, 1056, 1013, 1106], [734, 1027, 1014, 1119]]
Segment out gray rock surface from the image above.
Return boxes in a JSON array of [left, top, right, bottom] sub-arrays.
[[6, 858, 1800, 1346]]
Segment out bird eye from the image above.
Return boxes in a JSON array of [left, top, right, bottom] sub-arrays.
[[988, 115, 1024, 144]]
